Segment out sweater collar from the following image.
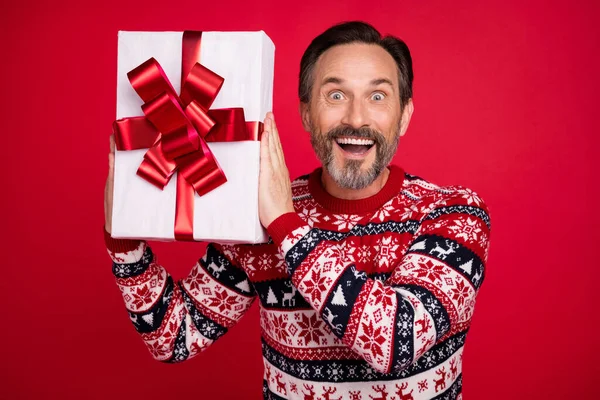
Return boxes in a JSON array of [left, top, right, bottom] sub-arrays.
[[307, 164, 405, 214]]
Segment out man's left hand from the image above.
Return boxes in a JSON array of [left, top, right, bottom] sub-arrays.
[[258, 112, 295, 229]]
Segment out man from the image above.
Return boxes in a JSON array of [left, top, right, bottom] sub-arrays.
[[104, 21, 491, 400]]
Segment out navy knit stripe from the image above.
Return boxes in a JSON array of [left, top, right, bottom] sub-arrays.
[[127, 276, 174, 334], [392, 284, 451, 341], [253, 279, 310, 309], [390, 295, 415, 372], [322, 265, 368, 338], [165, 317, 190, 363], [425, 204, 491, 229], [286, 220, 421, 272], [260, 331, 466, 382], [200, 244, 255, 296], [112, 246, 153, 278], [407, 234, 485, 290], [285, 229, 322, 274], [179, 282, 227, 341]]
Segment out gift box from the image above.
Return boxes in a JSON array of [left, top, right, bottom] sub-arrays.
[[111, 31, 274, 244]]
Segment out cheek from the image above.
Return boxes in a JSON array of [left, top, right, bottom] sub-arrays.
[[313, 102, 346, 131], [371, 103, 401, 131]]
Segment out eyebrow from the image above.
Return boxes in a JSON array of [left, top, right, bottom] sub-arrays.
[[320, 77, 394, 88], [370, 78, 394, 87]]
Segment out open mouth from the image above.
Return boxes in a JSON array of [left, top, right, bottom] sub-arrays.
[[334, 137, 375, 155]]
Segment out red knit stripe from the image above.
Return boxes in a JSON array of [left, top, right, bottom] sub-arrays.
[[267, 212, 306, 247], [104, 226, 142, 253]]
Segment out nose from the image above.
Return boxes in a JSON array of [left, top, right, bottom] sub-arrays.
[[340, 97, 368, 129]]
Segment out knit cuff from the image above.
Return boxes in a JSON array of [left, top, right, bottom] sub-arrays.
[[104, 226, 142, 253], [267, 212, 306, 247]]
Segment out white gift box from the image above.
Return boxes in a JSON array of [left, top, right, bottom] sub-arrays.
[[111, 31, 274, 244]]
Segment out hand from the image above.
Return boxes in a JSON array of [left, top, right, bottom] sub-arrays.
[[259, 112, 294, 229], [104, 134, 115, 234]]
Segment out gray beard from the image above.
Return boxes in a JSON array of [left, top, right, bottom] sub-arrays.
[[309, 124, 401, 190]]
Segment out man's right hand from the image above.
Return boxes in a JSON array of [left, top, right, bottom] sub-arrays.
[[104, 134, 115, 234]]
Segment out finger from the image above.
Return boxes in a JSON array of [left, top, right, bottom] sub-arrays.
[[270, 114, 286, 165], [267, 117, 280, 170], [260, 127, 270, 169]]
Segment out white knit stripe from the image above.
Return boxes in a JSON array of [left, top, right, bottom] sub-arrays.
[[263, 348, 463, 400], [118, 263, 168, 313], [259, 308, 342, 349], [181, 261, 254, 323], [350, 281, 397, 373], [279, 225, 311, 256], [393, 253, 477, 323], [294, 244, 346, 313]]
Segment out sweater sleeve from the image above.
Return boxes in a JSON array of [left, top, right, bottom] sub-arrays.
[[104, 228, 256, 363], [267, 189, 491, 374]]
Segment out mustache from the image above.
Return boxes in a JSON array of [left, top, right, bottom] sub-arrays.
[[325, 126, 383, 143]]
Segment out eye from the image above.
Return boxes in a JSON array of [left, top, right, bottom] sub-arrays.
[[329, 91, 345, 101], [371, 92, 385, 101]]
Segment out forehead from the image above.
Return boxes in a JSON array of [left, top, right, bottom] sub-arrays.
[[314, 43, 399, 87]]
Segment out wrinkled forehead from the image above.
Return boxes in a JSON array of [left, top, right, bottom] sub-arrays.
[[314, 43, 400, 89]]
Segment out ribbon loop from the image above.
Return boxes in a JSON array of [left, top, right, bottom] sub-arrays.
[[181, 63, 224, 109], [127, 58, 181, 106]]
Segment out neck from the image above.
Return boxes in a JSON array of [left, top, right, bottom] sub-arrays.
[[321, 167, 391, 200]]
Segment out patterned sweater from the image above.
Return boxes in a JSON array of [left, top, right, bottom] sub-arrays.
[[104, 165, 491, 400]]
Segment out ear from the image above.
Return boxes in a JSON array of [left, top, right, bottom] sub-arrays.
[[299, 102, 311, 132], [399, 98, 414, 137]]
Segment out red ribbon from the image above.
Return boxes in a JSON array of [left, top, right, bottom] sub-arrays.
[[113, 31, 263, 241]]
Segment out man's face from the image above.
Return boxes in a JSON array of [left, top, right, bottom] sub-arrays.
[[301, 43, 413, 190]]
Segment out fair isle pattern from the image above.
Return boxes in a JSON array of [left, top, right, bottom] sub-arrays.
[[106, 167, 491, 399]]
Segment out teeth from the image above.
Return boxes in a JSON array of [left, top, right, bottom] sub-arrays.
[[335, 137, 375, 146]]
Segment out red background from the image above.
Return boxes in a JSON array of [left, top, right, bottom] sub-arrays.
[[1, 0, 598, 398]]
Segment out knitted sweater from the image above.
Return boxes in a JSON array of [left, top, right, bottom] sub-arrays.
[[104, 165, 491, 400]]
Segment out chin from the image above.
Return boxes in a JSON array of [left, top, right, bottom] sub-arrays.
[[326, 159, 381, 190]]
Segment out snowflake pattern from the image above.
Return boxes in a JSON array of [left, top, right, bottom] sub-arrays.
[[131, 285, 154, 309], [371, 286, 394, 312], [371, 203, 395, 222], [184, 267, 206, 294], [448, 217, 482, 242], [374, 236, 400, 269], [356, 245, 372, 264], [146, 339, 170, 359], [415, 260, 445, 284], [301, 207, 322, 227], [358, 321, 386, 359], [297, 313, 325, 345], [332, 214, 362, 231], [272, 314, 290, 343], [461, 188, 482, 206], [257, 254, 273, 271], [303, 269, 329, 303], [449, 279, 470, 307], [207, 289, 238, 313]]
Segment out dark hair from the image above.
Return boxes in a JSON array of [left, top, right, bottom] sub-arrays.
[[299, 21, 413, 109]]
